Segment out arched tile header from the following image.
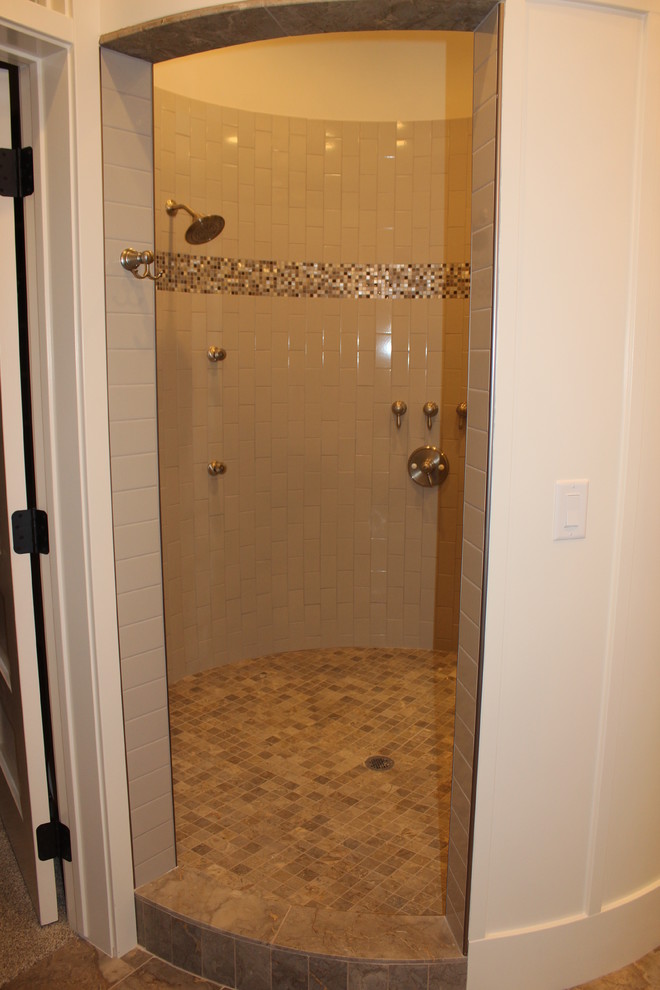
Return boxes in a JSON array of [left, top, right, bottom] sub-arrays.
[[100, 0, 496, 62]]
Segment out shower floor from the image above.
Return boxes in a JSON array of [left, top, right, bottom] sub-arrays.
[[168, 646, 456, 919]]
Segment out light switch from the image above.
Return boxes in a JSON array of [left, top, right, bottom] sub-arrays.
[[553, 480, 588, 540], [565, 492, 580, 528]]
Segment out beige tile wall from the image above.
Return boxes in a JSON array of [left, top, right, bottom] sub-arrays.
[[445, 5, 500, 947], [101, 50, 176, 889], [154, 94, 470, 266], [434, 113, 473, 651], [434, 296, 470, 653], [153, 94, 472, 680]]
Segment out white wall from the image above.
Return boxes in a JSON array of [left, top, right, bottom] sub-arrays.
[[467, 0, 660, 987], [101, 0, 213, 34], [155, 32, 473, 121]]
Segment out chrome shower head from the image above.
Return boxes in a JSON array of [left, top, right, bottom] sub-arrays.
[[166, 199, 225, 244]]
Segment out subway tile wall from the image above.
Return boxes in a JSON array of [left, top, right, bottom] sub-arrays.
[[154, 94, 470, 266], [101, 50, 176, 889], [153, 92, 472, 680], [435, 297, 470, 652], [445, 5, 500, 947]]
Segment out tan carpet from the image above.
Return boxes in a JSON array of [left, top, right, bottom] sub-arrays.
[[0, 817, 74, 986]]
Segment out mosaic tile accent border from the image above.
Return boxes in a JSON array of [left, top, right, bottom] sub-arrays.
[[156, 252, 471, 300]]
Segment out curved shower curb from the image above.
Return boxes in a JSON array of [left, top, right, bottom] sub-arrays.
[[135, 866, 466, 988]]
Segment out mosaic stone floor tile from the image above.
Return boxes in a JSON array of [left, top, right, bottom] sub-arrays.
[[169, 647, 456, 917]]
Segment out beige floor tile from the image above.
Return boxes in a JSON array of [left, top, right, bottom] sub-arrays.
[[169, 647, 456, 917]]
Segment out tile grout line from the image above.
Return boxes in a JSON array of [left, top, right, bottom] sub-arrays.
[[270, 903, 293, 947]]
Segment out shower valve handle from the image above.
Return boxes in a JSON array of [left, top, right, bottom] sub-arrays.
[[408, 446, 449, 488], [423, 401, 439, 430], [391, 400, 407, 428]]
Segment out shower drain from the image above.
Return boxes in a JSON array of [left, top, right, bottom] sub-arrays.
[[364, 755, 394, 771]]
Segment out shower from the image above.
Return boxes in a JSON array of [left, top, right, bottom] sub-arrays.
[[144, 27, 478, 974], [165, 198, 225, 243]]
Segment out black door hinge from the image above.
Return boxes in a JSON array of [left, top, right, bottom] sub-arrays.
[[0, 146, 34, 198], [11, 509, 49, 555], [36, 820, 72, 862]]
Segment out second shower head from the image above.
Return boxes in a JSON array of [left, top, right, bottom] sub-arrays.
[[166, 199, 225, 244]]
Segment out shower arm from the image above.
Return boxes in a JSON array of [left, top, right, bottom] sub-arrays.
[[166, 199, 200, 221]]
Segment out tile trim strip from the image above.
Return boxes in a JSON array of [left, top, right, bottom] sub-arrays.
[[155, 251, 471, 300]]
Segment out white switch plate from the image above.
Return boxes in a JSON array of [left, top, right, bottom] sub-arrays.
[[553, 480, 589, 540]]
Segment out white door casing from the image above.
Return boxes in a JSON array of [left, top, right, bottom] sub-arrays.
[[0, 1, 137, 955], [0, 64, 57, 925]]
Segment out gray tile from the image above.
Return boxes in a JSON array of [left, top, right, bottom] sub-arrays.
[[446, 860, 468, 918], [471, 224, 494, 274], [472, 96, 497, 152], [348, 961, 388, 990], [473, 52, 498, 112], [467, 347, 491, 394], [467, 308, 493, 354], [464, 464, 487, 512], [449, 781, 471, 839], [448, 809, 470, 868], [271, 948, 307, 990], [171, 917, 202, 975], [202, 929, 236, 986], [469, 266, 494, 315], [471, 182, 495, 234], [454, 648, 481, 708], [388, 963, 429, 989], [135, 898, 145, 947], [455, 678, 477, 732], [457, 617, 480, 673], [102, 7, 286, 62], [269, 0, 496, 36], [235, 939, 270, 990], [451, 747, 473, 801], [472, 141, 496, 201], [141, 902, 172, 962], [452, 710, 475, 770], [473, 6, 499, 69], [468, 386, 490, 436], [309, 955, 348, 990], [429, 958, 468, 989], [445, 908, 465, 956], [459, 573, 481, 626], [101, 0, 500, 63], [462, 501, 485, 553]]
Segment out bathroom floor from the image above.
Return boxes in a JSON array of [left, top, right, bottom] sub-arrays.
[[168, 647, 456, 918]]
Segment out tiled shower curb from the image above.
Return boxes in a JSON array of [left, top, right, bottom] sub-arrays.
[[135, 893, 467, 990]]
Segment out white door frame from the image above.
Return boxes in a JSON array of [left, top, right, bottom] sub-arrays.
[[0, 4, 135, 956], [0, 59, 59, 926]]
